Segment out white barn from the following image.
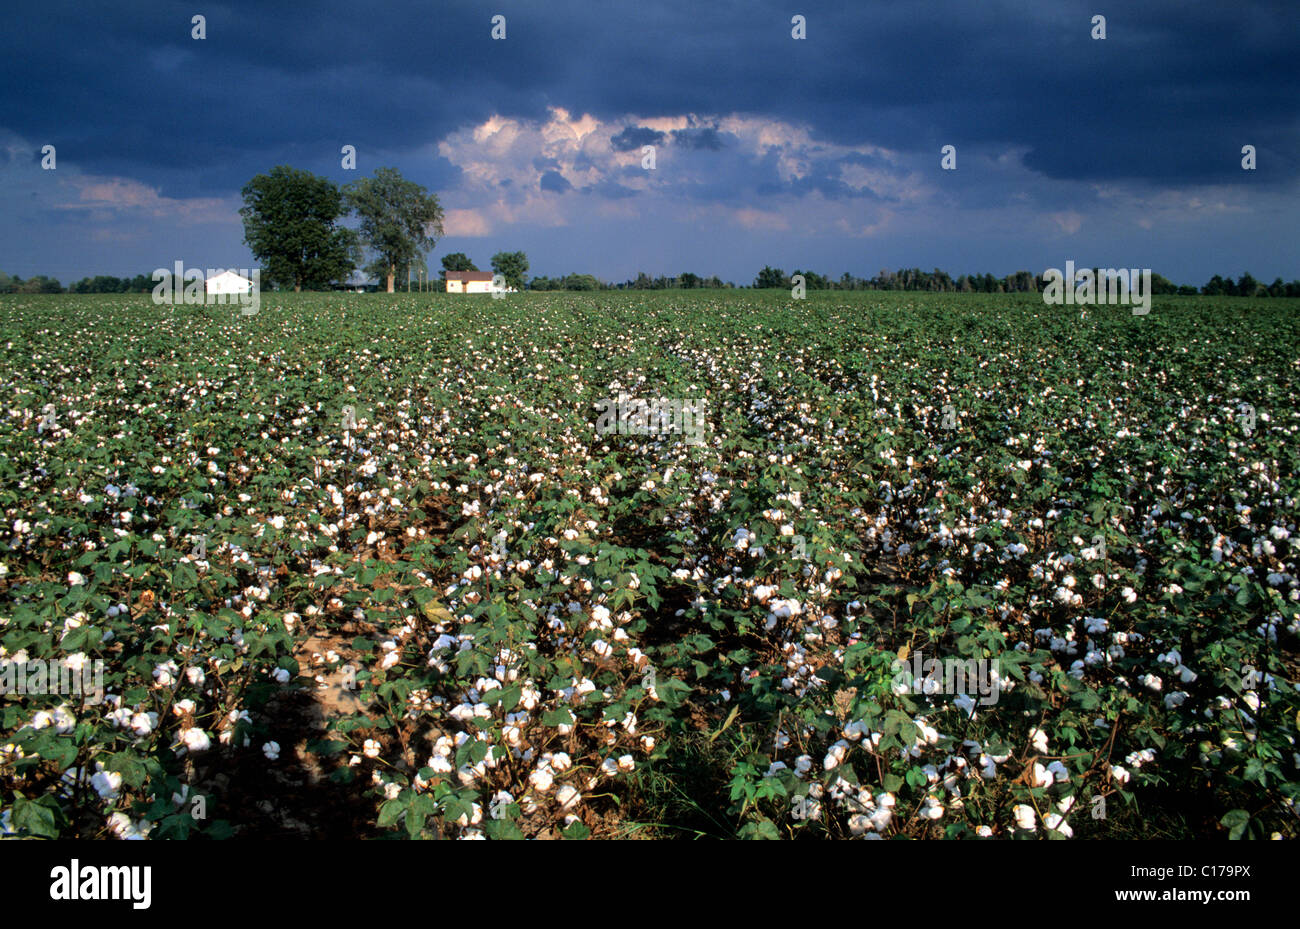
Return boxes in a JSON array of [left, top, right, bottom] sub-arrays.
[[205, 270, 254, 295]]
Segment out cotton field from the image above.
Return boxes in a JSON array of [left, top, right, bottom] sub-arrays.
[[0, 290, 1296, 839]]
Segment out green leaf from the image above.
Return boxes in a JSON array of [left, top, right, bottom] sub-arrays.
[[377, 799, 406, 828], [12, 795, 60, 838], [1220, 809, 1249, 840], [173, 562, 199, 590]]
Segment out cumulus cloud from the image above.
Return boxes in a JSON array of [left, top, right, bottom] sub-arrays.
[[434, 107, 924, 240]]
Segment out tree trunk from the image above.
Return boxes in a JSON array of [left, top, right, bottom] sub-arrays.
[[387, 264, 396, 294]]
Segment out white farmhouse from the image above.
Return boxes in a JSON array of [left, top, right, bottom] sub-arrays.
[[205, 270, 254, 295], [444, 271, 496, 294]]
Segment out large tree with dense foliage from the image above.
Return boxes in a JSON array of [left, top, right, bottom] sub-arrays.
[[240, 166, 357, 292], [344, 168, 444, 293], [440, 252, 477, 284], [753, 266, 789, 289], [490, 251, 529, 291]]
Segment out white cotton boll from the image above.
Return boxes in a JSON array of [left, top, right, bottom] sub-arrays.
[[848, 813, 873, 836], [455, 803, 484, 827], [173, 699, 196, 716], [91, 769, 122, 800], [794, 755, 813, 776], [180, 728, 211, 752], [618, 754, 635, 772], [529, 767, 554, 792], [824, 740, 850, 771], [1121, 587, 1137, 604], [362, 739, 381, 758], [600, 757, 619, 778], [1030, 728, 1050, 754], [1047, 760, 1070, 782], [1013, 804, 1037, 831], [263, 741, 280, 761], [272, 668, 291, 684], [920, 796, 944, 820], [641, 736, 656, 752], [1110, 765, 1130, 785], [1031, 763, 1053, 788], [1043, 812, 1073, 837], [429, 754, 454, 775], [556, 785, 581, 810]]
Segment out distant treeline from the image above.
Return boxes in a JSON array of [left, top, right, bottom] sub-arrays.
[[751, 266, 1300, 297], [5, 268, 1299, 298]]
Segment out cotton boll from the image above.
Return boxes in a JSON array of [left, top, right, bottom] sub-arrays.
[[848, 813, 873, 836], [91, 769, 123, 800], [824, 740, 850, 770], [1043, 812, 1073, 837], [1013, 804, 1037, 832], [556, 784, 581, 810], [920, 796, 944, 820], [263, 741, 281, 761], [180, 728, 211, 752]]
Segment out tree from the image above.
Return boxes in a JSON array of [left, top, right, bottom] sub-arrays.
[[561, 273, 600, 291], [1202, 274, 1230, 296], [240, 166, 356, 292], [491, 251, 529, 291], [754, 266, 788, 289], [440, 252, 477, 284], [344, 167, 445, 293], [1149, 273, 1178, 295]]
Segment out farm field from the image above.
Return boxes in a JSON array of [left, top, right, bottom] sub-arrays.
[[1, 289, 1297, 840]]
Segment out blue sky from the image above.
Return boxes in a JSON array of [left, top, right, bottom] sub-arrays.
[[2, 0, 1296, 285]]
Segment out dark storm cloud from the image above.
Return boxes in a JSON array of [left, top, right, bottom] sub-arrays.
[[1, 0, 1296, 282], [610, 127, 667, 152], [671, 127, 728, 151], [540, 170, 572, 193], [4, 0, 1296, 188]]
